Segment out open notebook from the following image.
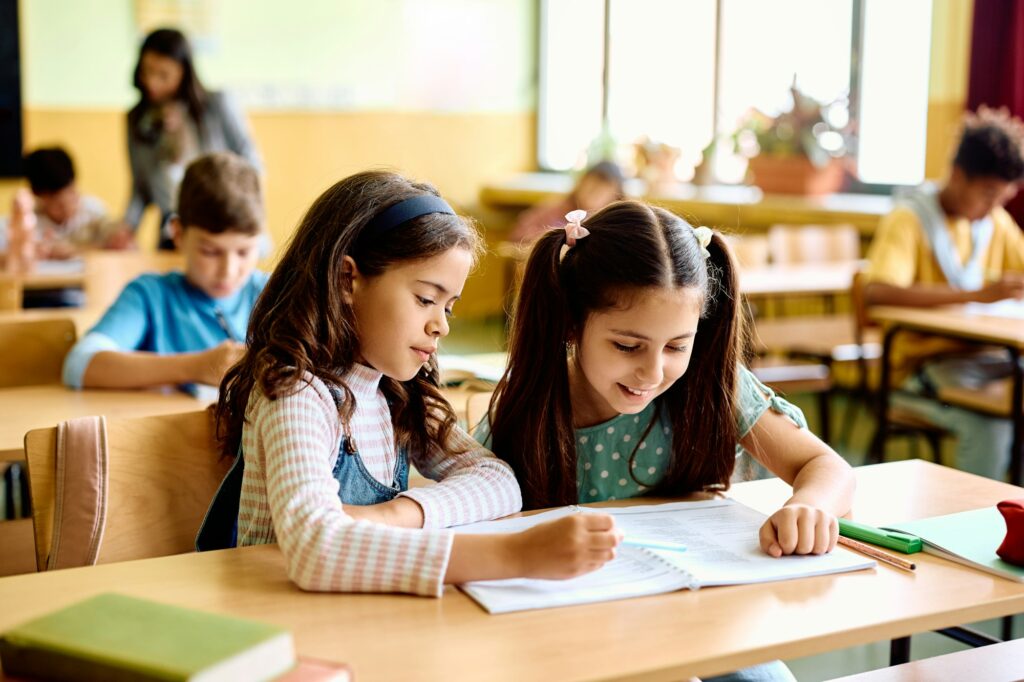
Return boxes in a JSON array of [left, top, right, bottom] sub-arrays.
[[455, 499, 876, 614]]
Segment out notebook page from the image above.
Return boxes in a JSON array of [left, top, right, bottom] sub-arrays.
[[458, 547, 696, 614], [454, 499, 873, 613], [585, 500, 875, 586]]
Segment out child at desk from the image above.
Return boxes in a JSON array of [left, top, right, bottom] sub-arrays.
[[864, 107, 1024, 479], [480, 203, 855, 682], [196, 171, 620, 595], [509, 160, 624, 244], [62, 152, 267, 394], [1, 148, 111, 307], [0, 147, 110, 264]]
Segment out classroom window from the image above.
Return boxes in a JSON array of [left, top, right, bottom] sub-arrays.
[[537, 0, 932, 187]]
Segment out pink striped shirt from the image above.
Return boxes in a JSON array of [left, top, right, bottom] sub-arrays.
[[236, 364, 522, 596]]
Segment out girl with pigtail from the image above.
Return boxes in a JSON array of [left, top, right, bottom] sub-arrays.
[[480, 201, 854, 682]]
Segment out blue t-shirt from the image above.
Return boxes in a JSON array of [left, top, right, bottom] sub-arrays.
[[62, 270, 268, 390]]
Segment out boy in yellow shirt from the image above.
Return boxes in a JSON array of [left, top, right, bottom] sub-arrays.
[[864, 107, 1024, 479]]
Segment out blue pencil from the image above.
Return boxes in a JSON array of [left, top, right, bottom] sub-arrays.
[[621, 537, 688, 553]]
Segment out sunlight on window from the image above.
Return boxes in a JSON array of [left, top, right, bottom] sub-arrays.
[[538, 0, 605, 170], [607, 0, 716, 180], [718, 0, 852, 126], [857, 0, 932, 185]]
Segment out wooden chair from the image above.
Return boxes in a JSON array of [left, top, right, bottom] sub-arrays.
[[24, 410, 230, 570], [749, 356, 833, 442], [723, 234, 769, 270], [0, 317, 76, 388], [0, 275, 23, 311], [767, 223, 860, 265]]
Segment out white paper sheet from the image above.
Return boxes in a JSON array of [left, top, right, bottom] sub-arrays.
[[455, 499, 875, 613]]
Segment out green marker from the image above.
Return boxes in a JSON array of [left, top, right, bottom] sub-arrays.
[[839, 518, 923, 554]]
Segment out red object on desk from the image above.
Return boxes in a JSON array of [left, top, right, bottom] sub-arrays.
[[996, 499, 1024, 566]]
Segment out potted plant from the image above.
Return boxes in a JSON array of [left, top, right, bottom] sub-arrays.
[[735, 81, 852, 195]]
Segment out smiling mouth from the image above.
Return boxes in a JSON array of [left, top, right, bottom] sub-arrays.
[[618, 384, 654, 398]]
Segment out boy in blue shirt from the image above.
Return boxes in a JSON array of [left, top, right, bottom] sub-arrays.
[[63, 152, 268, 394]]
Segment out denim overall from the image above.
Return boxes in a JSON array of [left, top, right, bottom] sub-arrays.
[[196, 388, 409, 551]]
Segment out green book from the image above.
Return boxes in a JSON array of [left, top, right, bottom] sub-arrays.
[[0, 593, 295, 681], [885, 507, 1024, 583]]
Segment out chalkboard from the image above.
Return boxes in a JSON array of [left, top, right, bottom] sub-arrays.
[[0, 0, 23, 178]]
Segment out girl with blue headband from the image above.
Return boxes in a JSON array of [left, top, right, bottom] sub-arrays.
[[197, 171, 620, 594]]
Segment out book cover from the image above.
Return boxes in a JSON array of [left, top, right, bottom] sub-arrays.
[[885, 507, 1024, 583], [0, 593, 295, 681]]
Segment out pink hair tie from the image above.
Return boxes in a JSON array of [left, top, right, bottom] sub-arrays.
[[563, 210, 590, 247]]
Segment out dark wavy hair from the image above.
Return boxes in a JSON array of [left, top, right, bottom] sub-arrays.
[[216, 171, 482, 460], [955, 106, 1024, 182], [488, 201, 747, 509], [129, 28, 208, 141]]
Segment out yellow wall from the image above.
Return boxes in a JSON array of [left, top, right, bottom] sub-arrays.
[[925, 0, 974, 180], [2, 108, 535, 316]]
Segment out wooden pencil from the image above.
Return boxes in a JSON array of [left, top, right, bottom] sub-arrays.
[[838, 535, 917, 572]]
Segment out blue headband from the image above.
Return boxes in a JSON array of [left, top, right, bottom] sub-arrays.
[[364, 195, 455, 236]]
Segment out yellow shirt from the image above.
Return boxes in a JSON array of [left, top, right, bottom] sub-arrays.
[[863, 205, 1024, 379]]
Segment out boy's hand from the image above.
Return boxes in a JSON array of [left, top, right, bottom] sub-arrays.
[[977, 275, 1024, 303], [105, 226, 137, 250], [11, 188, 34, 221], [192, 341, 246, 386], [760, 503, 838, 557], [511, 513, 622, 579]]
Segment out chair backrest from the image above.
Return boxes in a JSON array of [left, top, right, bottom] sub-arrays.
[[24, 409, 230, 570], [0, 276, 23, 311], [722, 234, 769, 269], [0, 317, 76, 387], [767, 224, 860, 265]]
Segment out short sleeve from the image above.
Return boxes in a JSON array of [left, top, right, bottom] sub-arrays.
[[62, 332, 121, 389], [863, 207, 923, 287], [87, 280, 153, 350], [735, 366, 808, 439]]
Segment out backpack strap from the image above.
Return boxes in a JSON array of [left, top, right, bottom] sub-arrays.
[[46, 416, 108, 570]]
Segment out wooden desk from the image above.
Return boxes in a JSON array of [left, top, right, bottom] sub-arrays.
[[1, 461, 1021, 681], [11, 252, 182, 309], [870, 305, 1024, 485], [0, 384, 207, 464], [480, 173, 893, 235]]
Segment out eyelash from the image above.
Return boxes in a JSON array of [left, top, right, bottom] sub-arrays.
[[613, 342, 687, 354], [416, 296, 455, 318]]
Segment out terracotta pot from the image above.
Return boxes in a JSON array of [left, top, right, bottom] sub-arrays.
[[747, 155, 845, 196]]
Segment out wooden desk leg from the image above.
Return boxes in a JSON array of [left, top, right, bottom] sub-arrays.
[[889, 636, 910, 666], [869, 326, 900, 465], [1010, 347, 1023, 487]]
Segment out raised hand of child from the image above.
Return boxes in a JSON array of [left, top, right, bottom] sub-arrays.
[[513, 513, 622, 579], [759, 503, 838, 557], [192, 340, 246, 386]]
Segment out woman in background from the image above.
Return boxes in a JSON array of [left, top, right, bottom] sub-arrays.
[[116, 28, 261, 250]]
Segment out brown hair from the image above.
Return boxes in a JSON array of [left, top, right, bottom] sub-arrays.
[[177, 152, 263, 235], [216, 170, 481, 460], [488, 201, 746, 509]]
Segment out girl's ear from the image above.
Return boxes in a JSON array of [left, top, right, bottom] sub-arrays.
[[341, 255, 361, 303]]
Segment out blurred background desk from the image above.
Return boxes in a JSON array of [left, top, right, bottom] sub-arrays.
[[480, 173, 893, 236]]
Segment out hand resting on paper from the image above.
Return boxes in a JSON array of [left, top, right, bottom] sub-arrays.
[[759, 503, 839, 558]]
